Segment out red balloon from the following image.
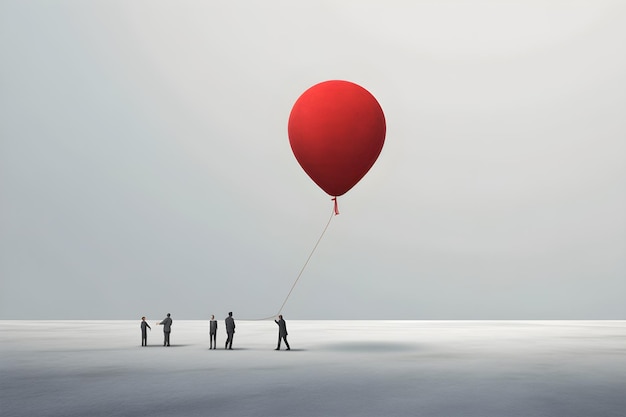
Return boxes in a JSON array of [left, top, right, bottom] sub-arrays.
[[288, 80, 386, 197]]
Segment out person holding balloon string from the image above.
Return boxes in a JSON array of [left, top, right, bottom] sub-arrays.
[[274, 315, 290, 350]]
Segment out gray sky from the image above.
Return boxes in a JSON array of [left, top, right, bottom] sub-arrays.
[[1, 1, 625, 319]]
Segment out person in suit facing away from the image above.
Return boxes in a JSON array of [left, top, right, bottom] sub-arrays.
[[158, 313, 173, 346], [225, 312, 235, 350], [140, 316, 151, 346], [209, 314, 217, 349], [274, 314, 290, 350]]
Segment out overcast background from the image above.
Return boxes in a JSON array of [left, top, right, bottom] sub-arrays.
[[1, 1, 624, 319]]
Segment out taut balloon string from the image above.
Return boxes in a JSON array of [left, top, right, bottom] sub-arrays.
[[276, 206, 335, 316], [244, 206, 335, 321]]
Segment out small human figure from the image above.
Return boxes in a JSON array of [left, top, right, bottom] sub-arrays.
[[140, 316, 151, 346], [209, 314, 217, 349], [274, 314, 290, 350], [225, 312, 235, 350], [157, 313, 173, 346]]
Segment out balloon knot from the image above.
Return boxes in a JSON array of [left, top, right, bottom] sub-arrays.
[[332, 197, 340, 215]]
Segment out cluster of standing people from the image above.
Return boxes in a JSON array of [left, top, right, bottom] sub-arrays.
[[209, 312, 236, 349], [140, 313, 172, 346], [140, 312, 290, 351]]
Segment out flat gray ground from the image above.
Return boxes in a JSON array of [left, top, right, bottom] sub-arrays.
[[1, 320, 625, 417]]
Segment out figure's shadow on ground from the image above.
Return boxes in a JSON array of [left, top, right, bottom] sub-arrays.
[[210, 347, 252, 351], [204, 348, 307, 352], [140, 346, 308, 351], [142, 345, 191, 348]]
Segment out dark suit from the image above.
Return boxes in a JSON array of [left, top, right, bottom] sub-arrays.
[[209, 320, 217, 349], [141, 321, 151, 346], [225, 316, 235, 349], [275, 318, 290, 350], [160, 317, 173, 346]]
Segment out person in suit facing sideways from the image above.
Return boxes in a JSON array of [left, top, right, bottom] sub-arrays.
[[225, 312, 235, 350], [140, 316, 151, 346], [209, 314, 217, 349], [274, 314, 290, 350], [157, 313, 173, 346]]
